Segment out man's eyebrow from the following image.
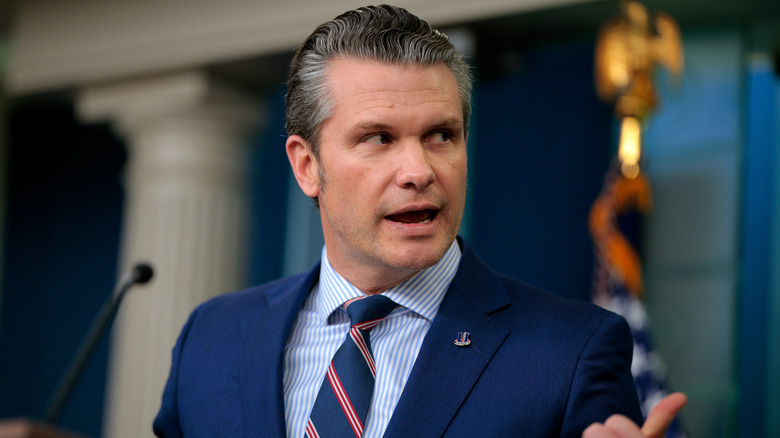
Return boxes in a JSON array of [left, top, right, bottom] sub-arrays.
[[354, 122, 392, 132], [429, 117, 463, 129], [350, 117, 463, 133]]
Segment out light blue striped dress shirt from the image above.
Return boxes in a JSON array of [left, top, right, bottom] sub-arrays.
[[283, 240, 462, 438]]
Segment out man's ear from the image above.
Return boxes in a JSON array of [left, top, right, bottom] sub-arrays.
[[286, 135, 320, 198]]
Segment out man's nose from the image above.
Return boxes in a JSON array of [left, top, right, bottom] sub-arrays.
[[396, 142, 435, 190]]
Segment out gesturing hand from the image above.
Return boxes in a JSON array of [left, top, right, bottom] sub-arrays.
[[582, 392, 687, 438]]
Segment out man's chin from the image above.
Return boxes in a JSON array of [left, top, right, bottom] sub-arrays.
[[383, 243, 450, 272]]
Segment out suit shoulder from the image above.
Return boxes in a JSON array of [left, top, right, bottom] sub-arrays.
[[192, 271, 312, 320], [457, 241, 616, 327], [497, 274, 624, 333]]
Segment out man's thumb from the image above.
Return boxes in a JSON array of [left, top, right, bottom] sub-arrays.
[[640, 392, 687, 438]]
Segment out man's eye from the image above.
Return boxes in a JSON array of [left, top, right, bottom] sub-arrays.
[[429, 131, 451, 143], [364, 133, 391, 145]]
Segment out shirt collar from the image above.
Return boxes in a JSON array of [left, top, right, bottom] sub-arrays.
[[316, 240, 462, 323]]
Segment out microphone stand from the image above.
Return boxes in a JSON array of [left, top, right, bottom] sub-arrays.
[[43, 263, 154, 425]]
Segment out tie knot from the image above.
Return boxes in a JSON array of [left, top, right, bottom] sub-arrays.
[[343, 295, 397, 329]]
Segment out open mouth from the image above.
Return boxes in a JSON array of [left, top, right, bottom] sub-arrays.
[[385, 209, 438, 224]]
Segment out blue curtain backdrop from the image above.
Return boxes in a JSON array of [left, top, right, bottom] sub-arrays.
[[0, 99, 125, 436], [247, 85, 291, 286], [469, 39, 612, 301], [738, 55, 777, 438]]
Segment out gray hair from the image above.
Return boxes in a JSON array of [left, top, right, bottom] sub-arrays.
[[285, 4, 473, 157]]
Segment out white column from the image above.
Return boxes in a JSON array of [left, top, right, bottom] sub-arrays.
[[77, 71, 262, 438]]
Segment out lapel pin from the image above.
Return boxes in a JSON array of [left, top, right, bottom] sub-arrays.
[[454, 331, 471, 347]]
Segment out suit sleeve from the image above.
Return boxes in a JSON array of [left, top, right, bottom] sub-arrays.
[[152, 310, 198, 438], [559, 312, 643, 437]]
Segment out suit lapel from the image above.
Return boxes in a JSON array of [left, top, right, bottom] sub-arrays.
[[238, 266, 319, 438], [383, 244, 511, 437]]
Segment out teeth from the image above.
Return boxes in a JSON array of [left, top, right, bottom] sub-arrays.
[[420, 219, 431, 224]]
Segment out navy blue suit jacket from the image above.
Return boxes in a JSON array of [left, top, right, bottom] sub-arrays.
[[154, 240, 641, 437]]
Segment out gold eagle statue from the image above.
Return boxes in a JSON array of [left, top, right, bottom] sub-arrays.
[[595, 1, 684, 119]]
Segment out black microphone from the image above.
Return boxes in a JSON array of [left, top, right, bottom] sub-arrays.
[[44, 263, 155, 425]]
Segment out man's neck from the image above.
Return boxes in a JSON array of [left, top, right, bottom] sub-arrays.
[[322, 240, 460, 295]]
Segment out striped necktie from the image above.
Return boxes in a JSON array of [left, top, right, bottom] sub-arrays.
[[306, 295, 397, 438]]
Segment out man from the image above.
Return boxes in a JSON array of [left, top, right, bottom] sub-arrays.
[[153, 5, 685, 438]]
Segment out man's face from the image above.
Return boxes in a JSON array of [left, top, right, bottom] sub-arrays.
[[288, 59, 467, 293]]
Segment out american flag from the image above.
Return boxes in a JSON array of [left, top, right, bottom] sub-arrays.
[[589, 161, 685, 437]]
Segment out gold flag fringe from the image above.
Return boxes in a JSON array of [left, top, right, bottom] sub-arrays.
[[589, 166, 652, 299]]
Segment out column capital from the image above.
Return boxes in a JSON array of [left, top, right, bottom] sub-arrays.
[[76, 70, 262, 134], [76, 70, 265, 193]]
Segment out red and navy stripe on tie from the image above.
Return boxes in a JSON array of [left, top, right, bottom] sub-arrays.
[[306, 295, 397, 438]]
